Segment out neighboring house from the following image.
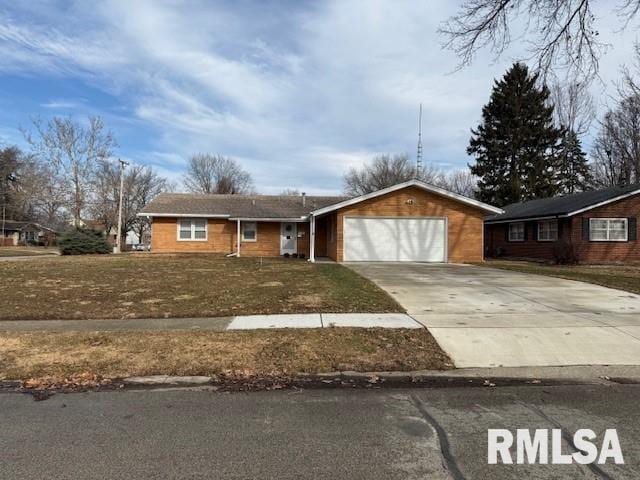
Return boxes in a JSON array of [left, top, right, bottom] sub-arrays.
[[82, 220, 118, 246], [139, 179, 503, 263], [0, 220, 58, 246], [485, 183, 640, 263]]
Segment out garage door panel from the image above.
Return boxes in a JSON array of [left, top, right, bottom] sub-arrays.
[[344, 217, 446, 262]]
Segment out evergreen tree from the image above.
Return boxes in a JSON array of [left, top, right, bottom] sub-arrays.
[[468, 63, 562, 207], [555, 129, 593, 194]]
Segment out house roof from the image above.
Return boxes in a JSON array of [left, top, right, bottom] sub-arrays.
[[310, 179, 504, 216], [0, 220, 57, 232], [140, 180, 504, 220], [139, 193, 349, 219], [486, 183, 640, 224]]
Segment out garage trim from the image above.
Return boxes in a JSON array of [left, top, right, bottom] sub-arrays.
[[343, 215, 448, 262]]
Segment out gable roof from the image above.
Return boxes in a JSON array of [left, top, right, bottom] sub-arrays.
[[310, 179, 504, 216], [486, 183, 640, 224], [140, 180, 503, 220], [139, 193, 349, 219], [1, 220, 58, 232]]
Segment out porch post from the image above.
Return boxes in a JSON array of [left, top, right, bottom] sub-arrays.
[[236, 219, 241, 257], [309, 215, 316, 263]]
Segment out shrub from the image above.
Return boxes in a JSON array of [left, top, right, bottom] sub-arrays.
[[552, 239, 580, 265], [58, 228, 111, 255]]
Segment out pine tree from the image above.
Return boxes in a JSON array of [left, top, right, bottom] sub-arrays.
[[468, 63, 562, 207], [555, 129, 593, 194]]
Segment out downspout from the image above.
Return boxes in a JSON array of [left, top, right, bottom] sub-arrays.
[[309, 214, 316, 263], [236, 219, 241, 257]]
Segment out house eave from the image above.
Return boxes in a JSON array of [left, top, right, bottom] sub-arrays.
[[310, 179, 504, 216]]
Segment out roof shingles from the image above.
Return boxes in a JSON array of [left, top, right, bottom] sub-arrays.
[[486, 183, 640, 223], [140, 193, 349, 219]]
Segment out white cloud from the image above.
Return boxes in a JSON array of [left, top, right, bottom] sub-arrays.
[[0, 0, 638, 194]]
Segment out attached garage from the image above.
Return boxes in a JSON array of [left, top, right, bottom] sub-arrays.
[[309, 180, 504, 263], [343, 217, 446, 262]]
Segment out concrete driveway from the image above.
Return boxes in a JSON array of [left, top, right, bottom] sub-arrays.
[[347, 263, 640, 368]]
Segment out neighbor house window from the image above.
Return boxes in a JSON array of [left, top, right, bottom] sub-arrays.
[[508, 222, 525, 242], [241, 222, 257, 242], [178, 219, 207, 241], [589, 218, 628, 241], [537, 220, 558, 241]]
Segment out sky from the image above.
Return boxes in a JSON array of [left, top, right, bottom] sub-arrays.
[[0, 0, 637, 195]]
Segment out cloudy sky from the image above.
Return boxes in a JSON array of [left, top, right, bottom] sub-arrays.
[[0, 1, 637, 194]]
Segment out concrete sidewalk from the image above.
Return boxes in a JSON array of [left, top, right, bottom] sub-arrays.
[[0, 313, 423, 332]]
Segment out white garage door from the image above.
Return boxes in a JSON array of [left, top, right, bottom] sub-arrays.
[[343, 217, 446, 262]]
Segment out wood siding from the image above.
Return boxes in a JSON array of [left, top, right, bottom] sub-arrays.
[[485, 194, 640, 263], [332, 186, 485, 263]]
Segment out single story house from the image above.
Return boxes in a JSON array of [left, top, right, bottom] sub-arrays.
[[139, 179, 503, 263], [485, 183, 640, 263], [0, 220, 57, 246]]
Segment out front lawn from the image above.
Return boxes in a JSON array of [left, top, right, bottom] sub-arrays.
[[0, 247, 57, 257], [0, 328, 452, 380], [484, 260, 640, 295], [0, 254, 402, 320]]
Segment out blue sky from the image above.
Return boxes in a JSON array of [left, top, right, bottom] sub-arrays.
[[0, 1, 637, 194]]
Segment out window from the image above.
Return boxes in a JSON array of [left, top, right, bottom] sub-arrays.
[[537, 220, 558, 241], [508, 222, 525, 242], [589, 218, 628, 242], [241, 222, 257, 242], [177, 219, 207, 241]]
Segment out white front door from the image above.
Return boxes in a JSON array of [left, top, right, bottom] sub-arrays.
[[343, 217, 446, 262], [280, 222, 297, 255]]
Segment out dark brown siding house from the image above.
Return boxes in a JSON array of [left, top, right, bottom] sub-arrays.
[[139, 179, 503, 263], [485, 184, 640, 263]]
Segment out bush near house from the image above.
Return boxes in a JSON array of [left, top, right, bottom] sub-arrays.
[[58, 228, 111, 255]]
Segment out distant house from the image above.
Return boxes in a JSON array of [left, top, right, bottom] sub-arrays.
[[81, 220, 118, 246], [485, 184, 640, 263], [0, 220, 58, 246]]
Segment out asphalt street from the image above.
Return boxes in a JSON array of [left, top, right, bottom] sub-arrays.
[[1, 384, 639, 479]]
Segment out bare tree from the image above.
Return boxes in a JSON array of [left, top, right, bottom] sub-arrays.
[[440, 0, 640, 81], [183, 154, 254, 194], [343, 153, 443, 196], [23, 116, 117, 226], [280, 188, 301, 196], [549, 77, 595, 135], [92, 161, 170, 244], [440, 169, 478, 197], [591, 93, 640, 186]]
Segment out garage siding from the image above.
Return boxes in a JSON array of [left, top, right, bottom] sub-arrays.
[[333, 186, 485, 263]]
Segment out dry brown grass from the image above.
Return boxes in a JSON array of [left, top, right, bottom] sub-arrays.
[[485, 260, 640, 295], [0, 254, 402, 320], [0, 247, 56, 257], [0, 328, 452, 380]]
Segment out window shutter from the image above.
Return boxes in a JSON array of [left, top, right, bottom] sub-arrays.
[[582, 218, 590, 241], [505, 224, 509, 241], [629, 217, 637, 241], [557, 220, 563, 239], [523, 223, 528, 241]]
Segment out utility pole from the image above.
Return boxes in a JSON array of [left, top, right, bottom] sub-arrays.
[[115, 158, 129, 254], [416, 103, 423, 179]]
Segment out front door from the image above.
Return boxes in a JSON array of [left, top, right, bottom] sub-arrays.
[[280, 222, 297, 255]]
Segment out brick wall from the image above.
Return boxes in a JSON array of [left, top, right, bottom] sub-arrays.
[[485, 194, 640, 263], [333, 186, 486, 263], [151, 217, 313, 257]]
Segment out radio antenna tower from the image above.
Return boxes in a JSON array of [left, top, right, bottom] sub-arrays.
[[416, 103, 423, 179]]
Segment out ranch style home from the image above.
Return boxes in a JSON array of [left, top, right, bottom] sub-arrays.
[[485, 183, 640, 263], [139, 179, 503, 263]]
